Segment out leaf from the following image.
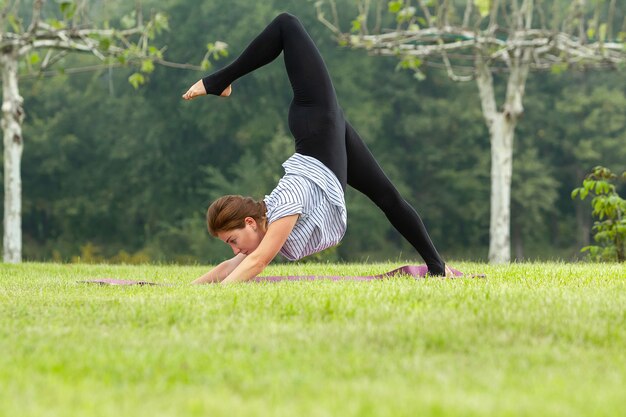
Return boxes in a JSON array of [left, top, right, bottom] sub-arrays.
[[141, 59, 155, 74], [153, 12, 170, 32], [571, 189, 580, 199], [58, 1, 77, 20], [147, 46, 164, 60], [29, 52, 41, 65], [8, 14, 22, 33], [98, 37, 112, 52], [47, 18, 66, 30], [475, 0, 491, 17], [550, 62, 568, 75], [128, 73, 145, 89], [121, 12, 137, 29], [397, 7, 416, 23], [413, 71, 426, 81], [388, 1, 403, 14], [580, 188, 589, 200], [587, 27, 595, 40]]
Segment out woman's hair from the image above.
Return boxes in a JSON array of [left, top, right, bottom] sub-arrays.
[[207, 195, 267, 236]]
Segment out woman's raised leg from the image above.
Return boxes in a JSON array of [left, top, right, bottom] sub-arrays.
[[200, 13, 337, 107]]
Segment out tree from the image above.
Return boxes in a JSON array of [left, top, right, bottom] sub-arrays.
[[316, 0, 626, 262], [0, 0, 222, 262]]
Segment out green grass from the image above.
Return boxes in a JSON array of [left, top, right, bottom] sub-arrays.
[[1, 262, 625, 417]]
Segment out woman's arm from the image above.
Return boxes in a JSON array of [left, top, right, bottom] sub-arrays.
[[221, 214, 299, 284], [192, 253, 247, 284]]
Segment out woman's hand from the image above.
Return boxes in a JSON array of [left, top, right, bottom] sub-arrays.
[[191, 254, 247, 284], [220, 215, 298, 284]]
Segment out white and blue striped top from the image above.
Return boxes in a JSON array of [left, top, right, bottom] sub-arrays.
[[263, 153, 347, 261]]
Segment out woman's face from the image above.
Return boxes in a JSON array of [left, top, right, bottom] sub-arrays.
[[216, 217, 264, 256]]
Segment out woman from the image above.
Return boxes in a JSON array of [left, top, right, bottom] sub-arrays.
[[183, 13, 451, 284]]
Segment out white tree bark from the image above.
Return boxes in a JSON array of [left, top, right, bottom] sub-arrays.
[[487, 112, 515, 263], [1, 52, 24, 263], [475, 52, 525, 264], [475, 45, 530, 263]]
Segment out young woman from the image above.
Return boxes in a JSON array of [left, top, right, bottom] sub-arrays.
[[183, 13, 452, 284]]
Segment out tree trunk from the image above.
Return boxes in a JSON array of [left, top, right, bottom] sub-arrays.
[[1, 52, 24, 263], [475, 49, 529, 264], [487, 112, 515, 263]]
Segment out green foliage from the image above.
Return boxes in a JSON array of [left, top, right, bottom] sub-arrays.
[[127, 72, 145, 89], [7, 13, 22, 33], [550, 62, 569, 75], [201, 41, 230, 70], [395, 55, 425, 80], [57, 0, 77, 20], [4, 0, 626, 265], [396, 6, 416, 23], [388, 1, 403, 14], [572, 166, 626, 262], [475, 0, 491, 17]]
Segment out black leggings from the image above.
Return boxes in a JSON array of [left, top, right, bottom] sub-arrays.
[[202, 13, 445, 274]]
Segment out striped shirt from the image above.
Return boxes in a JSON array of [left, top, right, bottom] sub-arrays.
[[263, 153, 347, 261]]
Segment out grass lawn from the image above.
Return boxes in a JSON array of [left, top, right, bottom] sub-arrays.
[[1, 261, 625, 417]]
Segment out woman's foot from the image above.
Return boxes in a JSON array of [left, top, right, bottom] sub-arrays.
[[444, 265, 455, 277], [182, 80, 231, 100], [220, 84, 232, 97]]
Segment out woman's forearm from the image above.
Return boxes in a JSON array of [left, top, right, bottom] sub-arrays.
[[192, 260, 234, 284], [220, 255, 267, 284]]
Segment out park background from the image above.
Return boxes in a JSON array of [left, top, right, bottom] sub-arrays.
[[2, 0, 625, 265]]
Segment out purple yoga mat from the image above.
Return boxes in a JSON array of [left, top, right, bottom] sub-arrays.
[[78, 279, 161, 286], [79, 265, 483, 286], [253, 264, 465, 282]]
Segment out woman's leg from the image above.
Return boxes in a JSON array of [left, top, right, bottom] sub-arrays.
[[202, 13, 347, 186], [202, 13, 336, 107], [344, 121, 446, 275]]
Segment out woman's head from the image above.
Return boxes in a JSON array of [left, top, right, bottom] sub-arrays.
[[207, 195, 267, 255]]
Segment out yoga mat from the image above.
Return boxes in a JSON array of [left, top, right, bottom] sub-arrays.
[[254, 264, 469, 282], [78, 279, 161, 286], [79, 265, 484, 286]]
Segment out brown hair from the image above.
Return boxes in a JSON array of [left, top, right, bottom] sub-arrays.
[[207, 195, 267, 236]]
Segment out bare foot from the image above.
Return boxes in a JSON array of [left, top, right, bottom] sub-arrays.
[[444, 265, 456, 278], [220, 84, 232, 97], [182, 80, 232, 100]]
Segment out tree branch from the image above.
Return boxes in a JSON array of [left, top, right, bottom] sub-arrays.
[[462, 0, 473, 28], [315, 1, 342, 37], [27, 0, 43, 35]]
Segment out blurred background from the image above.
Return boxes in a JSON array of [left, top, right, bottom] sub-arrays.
[[2, 0, 625, 264]]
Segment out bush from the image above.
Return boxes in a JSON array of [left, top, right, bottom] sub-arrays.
[[572, 166, 626, 262]]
